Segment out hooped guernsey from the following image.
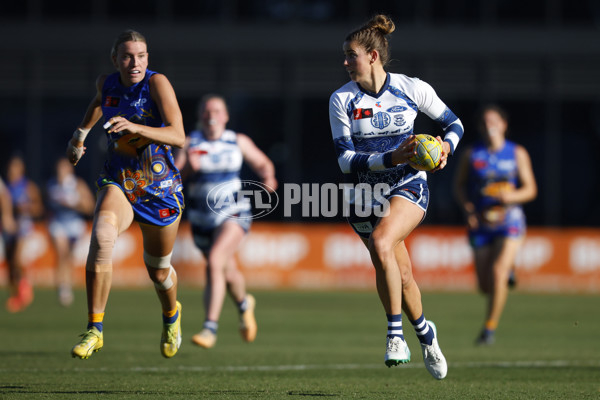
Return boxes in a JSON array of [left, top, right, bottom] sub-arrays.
[[329, 73, 464, 237], [329, 72, 464, 202]]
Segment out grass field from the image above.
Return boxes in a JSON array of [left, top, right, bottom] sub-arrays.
[[0, 288, 599, 399]]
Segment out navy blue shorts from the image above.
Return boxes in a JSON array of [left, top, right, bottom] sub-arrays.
[[347, 178, 429, 240], [191, 209, 252, 254], [469, 206, 526, 247]]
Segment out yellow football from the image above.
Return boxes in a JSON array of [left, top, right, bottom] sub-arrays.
[[408, 134, 442, 171]]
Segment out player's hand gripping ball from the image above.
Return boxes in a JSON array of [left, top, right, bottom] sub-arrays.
[[408, 134, 442, 171], [104, 120, 151, 158]]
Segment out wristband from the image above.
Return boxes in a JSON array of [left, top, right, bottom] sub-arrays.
[[73, 127, 90, 142]]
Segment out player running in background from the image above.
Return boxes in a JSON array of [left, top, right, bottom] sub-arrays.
[[454, 104, 537, 345], [329, 14, 464, 380], [46, 157, 95, 307], [1, 176, 18, 308], [66, 30, 185, 359], [3, 154, 44, 313], [175, 94, 277, 349]]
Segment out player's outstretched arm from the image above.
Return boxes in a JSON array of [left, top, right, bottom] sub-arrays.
[[237, 133, 277, 192]]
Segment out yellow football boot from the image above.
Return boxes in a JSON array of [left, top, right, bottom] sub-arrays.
[[160, 301, 182, 358], [71, 327, 103, 359]]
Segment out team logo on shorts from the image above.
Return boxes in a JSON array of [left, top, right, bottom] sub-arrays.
[[158, 208, 177, 219], [352, 221, 373, 234], [371, 112, 391, 129]]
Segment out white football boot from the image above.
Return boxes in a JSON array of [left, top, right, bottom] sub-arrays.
[[420, 321, 447, 379], [384, 336, 411, 367]]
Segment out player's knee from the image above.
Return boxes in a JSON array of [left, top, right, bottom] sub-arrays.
[[144, 251, 176, 291], [86, 212, 118, 272], [367, 235, 394, 267], [206, 254, 227, 274]]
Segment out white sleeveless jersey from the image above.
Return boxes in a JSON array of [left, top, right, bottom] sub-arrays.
[[185, 129, 250, 229], [329, 72, 463, 190]]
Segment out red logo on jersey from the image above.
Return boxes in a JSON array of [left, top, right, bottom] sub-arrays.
[[104, 96, 120, 107], [473, 160, 488, 170], [353, 108, 373, 120]]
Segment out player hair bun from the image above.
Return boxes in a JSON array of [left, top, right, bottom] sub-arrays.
[[367, 14, 395, 36]]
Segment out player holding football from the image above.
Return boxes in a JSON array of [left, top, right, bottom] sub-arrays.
[[454, 105, 537, 345], [67, 30, 185, 359], [329, 14, 464, 379], [175, 94, 277, 349]]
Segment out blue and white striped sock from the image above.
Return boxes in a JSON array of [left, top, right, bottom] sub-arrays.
[[203, 320, 218, 334], [237, 297, 248, 313], [411, 314, 434, 345], [386, 313, 404, 340]]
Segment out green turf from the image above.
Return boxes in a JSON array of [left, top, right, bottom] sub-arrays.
[[1, 288, 599, 399]]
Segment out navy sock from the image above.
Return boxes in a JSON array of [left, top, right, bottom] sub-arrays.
[[162, 309, 179, 325], [87, 322, 103, 332], [411, 314, 434, 345], [237, 297, 248, 313], [386, 313, 404, 340]]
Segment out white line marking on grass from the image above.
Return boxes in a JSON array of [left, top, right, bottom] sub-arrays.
[[2, 360, 599, 374], [76, 360, 600, 373]]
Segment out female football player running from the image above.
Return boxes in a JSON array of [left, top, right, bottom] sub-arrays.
[[175, 94, 277, 349], [67, 30, 185, 359], [454, 105, 537, 345], [46, 157, 95, 307], [329, 14, 465, 379]]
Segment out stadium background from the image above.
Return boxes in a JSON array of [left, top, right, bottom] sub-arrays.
[[1, 0, 599, 292]]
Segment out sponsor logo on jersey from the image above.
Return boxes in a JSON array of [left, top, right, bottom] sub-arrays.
[[375, 101, 382, 108], [353, 108, 373, 120], [371, 112, 391, 129], [473, 159, 488, 170], [104, 96, 120, 107], [387, 105, 407, 113], [130, 98, 148, 107], [160, 179, 173, 189], [158, 208, 177, 219]]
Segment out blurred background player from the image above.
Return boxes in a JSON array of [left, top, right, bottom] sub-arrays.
[[66, 30, 185, 359], [46, 157, 95, 307], [328, 14, 464, 380], [454, 104, 537, 345], [0, 176, 18, 307], [175, 94, 277, 349], [3, 154, 44, 313]]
